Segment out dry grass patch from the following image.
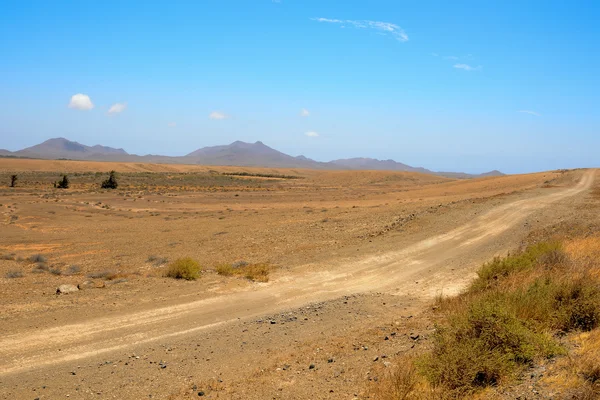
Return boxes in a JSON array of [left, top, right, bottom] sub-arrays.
[[379, 237, 600, 398], [165, 258, 201, 280], [215, 262, 273, 282]]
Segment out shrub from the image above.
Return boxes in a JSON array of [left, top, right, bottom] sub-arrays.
[[101, 171, 118, 189], [49, 267, 62, 275], [215, 262, 272, 282], [5, 270, 24, 278], [419, 298, 562, 393], [67, 265, 81, 275], [0, 253, 15, 260], [165, 258, 201, 280], [87, 271, 124, 280], [55, 175, 69, 189], [10, 174, 17, 188], [32, 263, 49, 273], [28, 254, 47, 263]]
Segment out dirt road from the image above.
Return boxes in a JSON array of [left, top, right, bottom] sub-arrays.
[[1, 170, 594, 381]]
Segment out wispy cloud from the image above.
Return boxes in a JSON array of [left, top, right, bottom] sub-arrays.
[[168, 122, 177, 127], [108, 102, 127, 114], [454, 63, 482, 71], [68, 94, 94, 110], [312, 18, 408, 42], [444, 55, 459, 60], [209, 111, 229, 120], [305, 131, 319, 137], [300, 108, 310, 117], [519, 110, 541, 117]]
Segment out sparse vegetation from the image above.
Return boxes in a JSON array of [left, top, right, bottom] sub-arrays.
[[378, 237, 600, 398], [222, 172, 302, 179], [215, 262, 272, 282], [1, 253, 16, 260], [49, 267, 62, 275], [5, 270, 24, 278], [147, 255, 168, 267], [67, 265, 81, 275], [101, 170, 118, 189], [54, 175, 69, 189], [165, 258, 201, 280], [10, 174, 17, 187], [86, 270, 125, 280], [32, 263, 49, 273], [28, 254, 47, 263]]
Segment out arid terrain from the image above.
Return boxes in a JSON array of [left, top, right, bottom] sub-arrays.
[[0, 158, 598, 399]]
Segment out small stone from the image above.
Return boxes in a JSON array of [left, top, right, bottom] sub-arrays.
[[197, 391, 205, 396], [373, 356, 379, 362], [309, 364, 315, 369], [328, 358, 334, 363]]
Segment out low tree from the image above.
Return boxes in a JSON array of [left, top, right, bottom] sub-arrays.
[[55, 175, 69, 189], [10, 175, 17, 188], [101, 170, 118, 189]]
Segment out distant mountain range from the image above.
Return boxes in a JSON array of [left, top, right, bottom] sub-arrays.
[[0, 138, 504, 178]]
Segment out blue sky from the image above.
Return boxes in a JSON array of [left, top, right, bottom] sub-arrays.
[[0, 0, 598, 173]]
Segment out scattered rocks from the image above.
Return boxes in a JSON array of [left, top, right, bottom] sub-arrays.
[[56, 284, 79, 294]]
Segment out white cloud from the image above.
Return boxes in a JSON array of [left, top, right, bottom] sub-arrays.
[[68, 94, 94, 110], [168, 122, 177, 127], [454, 63, 482, 71], [108, 102, 127, 114], [305, 131, 319, 137], [431, 52, 439, 57], [519, 110, 541, 117], [312, 18, 408, 42], [209, 111, 229, 120], [300, 108, 310, 117], [444, 55, 459, 60]]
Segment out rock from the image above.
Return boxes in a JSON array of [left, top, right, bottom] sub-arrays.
[[410, 333, 420, 340], [309, 364, 315, 369], [373, 356, 379, 362], [56, 284, 79, 294], [328, 358, 334, 363], [197, 391, 205, 396]]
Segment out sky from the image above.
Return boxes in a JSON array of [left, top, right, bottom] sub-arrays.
[[0, 0, 599, 174]]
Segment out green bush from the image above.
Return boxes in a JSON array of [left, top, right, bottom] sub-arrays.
[[419, 298, 561, 394], [471, 241, 563, 291], [165, 258, 201, 280]]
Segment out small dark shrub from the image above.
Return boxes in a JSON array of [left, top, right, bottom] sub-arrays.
[[165, 258, 200, 280], [55, 175, 69, 189], [5, 270, 24, 278], [101, 171, 118, 189], [28, 254, 47, 263], [49, 267, 62, 275], [10, 174, 17, 188], [1, 253, 16, 260]]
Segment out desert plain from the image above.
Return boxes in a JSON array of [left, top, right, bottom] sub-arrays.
[[0, 158, 598, 399]]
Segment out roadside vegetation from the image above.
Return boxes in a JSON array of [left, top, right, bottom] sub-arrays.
[[376, 235, 600, 399], [215, 261, 272, 282]]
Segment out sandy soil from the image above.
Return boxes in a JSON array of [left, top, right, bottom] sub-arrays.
[[0, 159, 595, 399]]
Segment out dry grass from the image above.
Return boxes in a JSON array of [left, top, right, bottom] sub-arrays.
[[165, 258, 201, 280], [215, 262, 273, 282], [5, 270, 24, 278], [380, 235, 600, 398]]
